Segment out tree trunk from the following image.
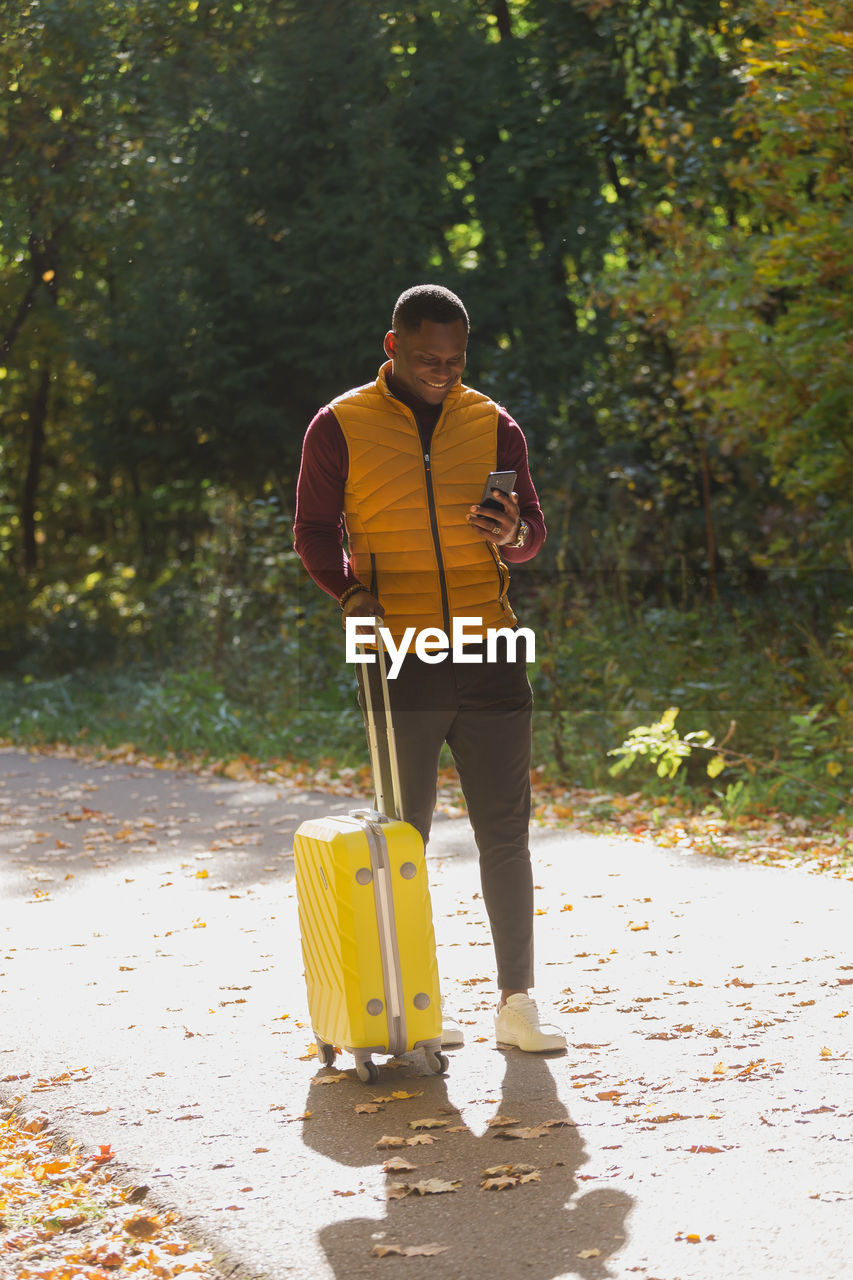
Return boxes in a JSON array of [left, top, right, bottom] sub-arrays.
[[2, 280, 39, 358], [129, 462, 152, 576], [493, 1, 513, 40], [22, 364, 50, 574], [699, 434, 717, 606]]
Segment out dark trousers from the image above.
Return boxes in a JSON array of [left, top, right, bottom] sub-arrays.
[[358, 644, 534, 990]]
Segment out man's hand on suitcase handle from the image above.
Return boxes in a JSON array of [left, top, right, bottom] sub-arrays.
[[341, 589, 385, 627]]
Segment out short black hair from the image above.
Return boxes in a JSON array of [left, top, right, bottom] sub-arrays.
[[392, 284, 469, 334]]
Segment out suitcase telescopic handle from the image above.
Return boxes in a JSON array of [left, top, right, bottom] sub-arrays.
[[359, 624, 403, 822]]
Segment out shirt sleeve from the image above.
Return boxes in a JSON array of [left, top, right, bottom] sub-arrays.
[[293, 407, 362, 601], [496, 410, 546, 563]]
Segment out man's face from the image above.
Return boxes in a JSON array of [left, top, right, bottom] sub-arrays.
[[384, 319, 468, 406]]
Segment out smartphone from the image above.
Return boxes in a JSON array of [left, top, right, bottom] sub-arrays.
[[480, 470, 517, 511]]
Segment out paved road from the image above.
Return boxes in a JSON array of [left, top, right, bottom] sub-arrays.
[[1, 748, 851, 1280]]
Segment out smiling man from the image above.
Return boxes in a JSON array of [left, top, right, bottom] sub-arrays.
[[293, 284, 566, 1054], [385, 310, 468, 403]]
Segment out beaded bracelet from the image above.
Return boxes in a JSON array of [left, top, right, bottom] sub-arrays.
[[338, 583, 368, 610]]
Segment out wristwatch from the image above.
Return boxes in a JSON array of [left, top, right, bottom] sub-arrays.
[[508, 519, 529, 549]]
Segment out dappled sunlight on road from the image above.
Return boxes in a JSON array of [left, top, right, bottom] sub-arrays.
[[2, 751, 851, 1280]]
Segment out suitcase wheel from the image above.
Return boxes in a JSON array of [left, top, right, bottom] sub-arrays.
[[356, 1058, 380, 1085], [316, 1039, 337, 1068], [425, 1050, 449, 1076]]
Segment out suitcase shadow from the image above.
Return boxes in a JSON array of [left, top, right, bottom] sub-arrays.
[[301, 1050, 633, 1278]]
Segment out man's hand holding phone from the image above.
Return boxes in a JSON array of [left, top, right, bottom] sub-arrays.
[[467, 470, 521, 547]]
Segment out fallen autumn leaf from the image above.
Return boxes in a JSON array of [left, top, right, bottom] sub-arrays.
[[370, 1242, 450, 1257], [382, 1156, 419, 1174], [123, 1213, 161, 1240], [387, 1178, 461, 1199]]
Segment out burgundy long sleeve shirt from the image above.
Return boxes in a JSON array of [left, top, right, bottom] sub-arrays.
[[293, 371, 546, 602]]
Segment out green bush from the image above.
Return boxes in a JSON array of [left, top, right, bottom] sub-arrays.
[[2, 594, 850, 819], [0, 665, 365, 767], [2, 492, 849, 818], [528, 594, 852, 816]]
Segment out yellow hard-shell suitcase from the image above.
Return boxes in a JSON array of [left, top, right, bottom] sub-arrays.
[[293, 632, 445, 1084]]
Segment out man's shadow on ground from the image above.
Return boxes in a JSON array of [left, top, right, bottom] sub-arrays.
[[301, 1049, 632, 1280]]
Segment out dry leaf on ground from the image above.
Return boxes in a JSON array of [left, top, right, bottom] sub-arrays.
[[480, 1163, 541, 1190], [370, 1242, 450, 1257], [0, 1107, 216, 1279], [124, 1213, 162, 1239], [375, 1133, 439, 1150], [382, 1156, 419, 1174], [492, 1124, 552, 1140], [387, 1178, 461, 1199]]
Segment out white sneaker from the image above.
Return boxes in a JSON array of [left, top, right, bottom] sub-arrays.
[[440, 1001, 464, 1049], [495, 993, 566, 1053]]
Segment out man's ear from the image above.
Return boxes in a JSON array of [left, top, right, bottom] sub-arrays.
[[383, 330, 395, 359]]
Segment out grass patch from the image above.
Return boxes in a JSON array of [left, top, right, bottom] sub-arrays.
[[1, 598, 850, 820], [0, 665, 365, 771], [530, 597, 852, 818]]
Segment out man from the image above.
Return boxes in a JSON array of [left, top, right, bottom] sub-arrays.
[[294, 284, 566, 1053]]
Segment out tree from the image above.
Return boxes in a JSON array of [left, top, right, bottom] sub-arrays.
[[2, 0, 848, 662], [606, 1, 853, 566]]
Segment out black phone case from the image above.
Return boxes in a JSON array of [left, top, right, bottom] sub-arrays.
[[480, 471, 516, 510]]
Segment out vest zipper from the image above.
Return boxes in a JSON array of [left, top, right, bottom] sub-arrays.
[[422, 451, 451, 635], [489, 542, 510, 608]]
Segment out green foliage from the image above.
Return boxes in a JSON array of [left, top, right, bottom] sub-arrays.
[[1, 0, 850, 823], [605, 0, 853, 561], [5, 0, 848, 604], [608, 706, 715, 780], [0, 666, 365, 764], [607, 699, 850, 815], [2, 594, 849, 820], [529, 583, 852, 813]]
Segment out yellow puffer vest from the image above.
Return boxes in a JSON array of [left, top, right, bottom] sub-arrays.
[[332, 362, 517, 645]]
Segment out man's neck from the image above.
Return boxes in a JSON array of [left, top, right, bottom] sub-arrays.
[[386, 371, 442, 423]]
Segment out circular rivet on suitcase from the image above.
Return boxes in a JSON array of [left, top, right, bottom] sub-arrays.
[[400, 862, 417, 880], [355, 867, 373, 885], [413, 992, 431, 1010], [366, 998, 383, 1016]]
